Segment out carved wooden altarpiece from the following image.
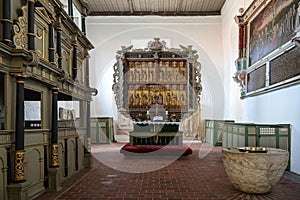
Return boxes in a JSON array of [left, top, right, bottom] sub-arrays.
[[112, 38, 202, 123]]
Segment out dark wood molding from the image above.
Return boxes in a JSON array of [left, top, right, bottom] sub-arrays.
[[88, 11, 221, 17]]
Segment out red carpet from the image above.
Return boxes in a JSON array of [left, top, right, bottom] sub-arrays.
[[120, 142, 192, 156]]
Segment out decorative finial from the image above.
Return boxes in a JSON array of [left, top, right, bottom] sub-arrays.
[[238, 7, 245, 15]]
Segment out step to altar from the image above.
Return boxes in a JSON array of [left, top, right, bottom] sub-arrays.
[[120, 143, 192, 156]]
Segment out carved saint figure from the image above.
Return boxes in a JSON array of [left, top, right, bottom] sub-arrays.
[[135, 93, 141, 106], [142, 92, 148, 106], [157, 93, 163, 104], [166, 92, 171, 105]]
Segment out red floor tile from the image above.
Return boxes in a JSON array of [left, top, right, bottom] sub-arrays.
[[35, 143, 300, 200]]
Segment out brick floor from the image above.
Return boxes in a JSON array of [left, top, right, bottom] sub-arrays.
[[36, 142, 300, 200]]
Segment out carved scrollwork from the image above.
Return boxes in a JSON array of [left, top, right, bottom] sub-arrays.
[[90, 88, 98, 96], [54, 51, 59, 65], [50, 144, 59, 167], [195, 66, 202, 102], [14, 150, 25, 181], [148, 38, 167, 51], [233, 71, 247, 96], [112, 62, 121, 110], [13, 6, 28, 49], [24, 50, 40, 67], [58, 69, 70, 81]]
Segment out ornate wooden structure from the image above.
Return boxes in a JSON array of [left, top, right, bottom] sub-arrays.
[[0, 0, 96, 199], [113, 38, 202, 154], [113, 38, 202, 124]]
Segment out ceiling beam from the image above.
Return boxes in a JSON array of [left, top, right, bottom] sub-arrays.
[[176, 0, 184, 13], [127, 0, 134, 14], [88, 10, 221, 16]]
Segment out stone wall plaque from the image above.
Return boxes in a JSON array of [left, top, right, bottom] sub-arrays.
[[270, 46, 300, 85], [247, 65, 266, 93]]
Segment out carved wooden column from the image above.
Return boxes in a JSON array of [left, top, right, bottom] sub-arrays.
[[6, 147, 12, 185], [85, 54, 91, 149], [68, 0, 73, 18], [55, 15, 62, 69], [72, 40, 78, 79], [50, 87, 59, 168], [48, 21, 55, 64], [48, 87, 61, 191], [2, 0, 14, 47], [233, 15, 247, 96], [75, 137, 79, 171], [27, 0, 35, 51], [14, 75, 26, 182], [84, 52, 90, 86], [86, 100, 91, 151], [84, 54, 93, 167], [7, 75, 30, 200], [242, 23, 247, 58], [82, 15, 86, 35], [81, 3, 87, 35], [64, 138, 68, 177]]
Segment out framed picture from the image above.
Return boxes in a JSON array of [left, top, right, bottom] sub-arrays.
[[249, 0, 299, 66]]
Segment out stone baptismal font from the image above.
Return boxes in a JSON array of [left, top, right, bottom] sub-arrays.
[[222, 147, 289, 194]]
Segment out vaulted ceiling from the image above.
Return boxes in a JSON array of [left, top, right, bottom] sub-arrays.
[[87, 0, 227, 16]]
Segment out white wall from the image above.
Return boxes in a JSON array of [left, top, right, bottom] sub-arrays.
[[86, 16, 226, 126], [221, 0, 300, 174], [86, 1, 300, 174]]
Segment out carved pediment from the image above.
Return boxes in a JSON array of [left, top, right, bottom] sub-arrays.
[[43, 0, 55, 12], [35, 7, 53, 24]]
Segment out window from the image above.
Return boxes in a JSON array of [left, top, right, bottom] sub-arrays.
[[58, 101, 79, 120], [60, 0, 68, 13], [58, 100, 80, 128], [59, 0, 82, 30], [24, 89, 42, 129], [72, 4, 82, 31]]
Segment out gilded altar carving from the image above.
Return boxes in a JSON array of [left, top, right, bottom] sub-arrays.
[[14, 150, 25, 181], [113, 38, 202, 121], [128, 84, 187, 109]]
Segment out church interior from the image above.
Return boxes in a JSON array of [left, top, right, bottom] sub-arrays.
[[0, 0, 300, 199]]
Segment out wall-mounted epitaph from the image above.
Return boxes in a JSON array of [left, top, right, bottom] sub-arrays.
[[247, 65, 266, 93], [270, 46, 300, 85], [234, 0, 300, 98]]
